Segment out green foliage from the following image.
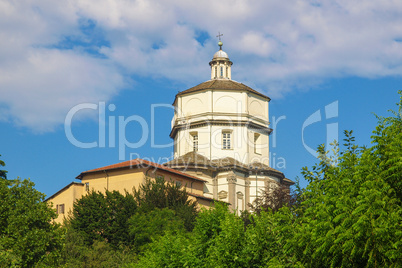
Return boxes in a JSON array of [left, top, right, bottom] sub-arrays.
[[57, 227, 136, 268], [206, 208, 245, 267], [132, 92, 402, 268], [131, 231, 197, 268], [0, 178, 62, 267], [128, 208, 185, 250], [133, 176, 198, 231], [371, 92, 402, 202], [288, 93, 402, 267], [0, 154, 7, 180], [192, 202, 229, 247], [241, 209, 300, 267], [133, 203, 298, 267], [6, 92, 398, 267], [65, 176, 199, 266], [132, 202, 232, 268], [69, 189, 137, 247]]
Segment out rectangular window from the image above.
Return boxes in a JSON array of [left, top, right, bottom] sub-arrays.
[[192, 134, 198, 152], [222, 132, 232, 150], [226, 66, 228, 77], [56, 204, 65, 214], [220, 67, 223, 77], [85, 182, 89, 192]]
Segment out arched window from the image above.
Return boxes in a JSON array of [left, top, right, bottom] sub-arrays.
[[215, 66, 217, 78], [220, 66, 223, 77]]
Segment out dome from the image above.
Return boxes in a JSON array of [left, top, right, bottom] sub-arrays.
[[213, 50, 229, 59], [209, 40, 233, 80]]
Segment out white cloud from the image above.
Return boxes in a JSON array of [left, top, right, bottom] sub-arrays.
[[0, 49, 125, 132], [1, 0, 402, 131]]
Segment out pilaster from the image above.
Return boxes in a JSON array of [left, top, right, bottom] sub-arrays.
[[227, 173, 237, 211]]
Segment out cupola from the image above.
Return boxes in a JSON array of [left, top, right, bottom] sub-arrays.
[[209, 41, 233, 80]]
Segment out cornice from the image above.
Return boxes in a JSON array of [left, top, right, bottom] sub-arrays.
[[169, 119, 273, 138], [173, 112, 269, 126]]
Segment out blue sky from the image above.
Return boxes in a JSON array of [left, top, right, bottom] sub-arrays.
[[1, 1, 401, 197]]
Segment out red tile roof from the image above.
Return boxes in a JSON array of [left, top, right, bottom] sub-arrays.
[[45, 182, 84, 202], [188, 192, 216, 202], [76, 158, 207, 183]]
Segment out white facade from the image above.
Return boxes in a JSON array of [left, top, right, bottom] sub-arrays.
[[171, 45, 271, 166], [167, 42, 291, 213], [172, 91, 270, 165]]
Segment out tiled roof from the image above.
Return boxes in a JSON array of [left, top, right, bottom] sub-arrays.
[[211, 157, 248, 169], [188, 192, 216, 202], [173, 80, 270, 104], [45, 182, 84, 201], [76, 158, 206, 183], [165, 152, 212, 167], [164, 152, 293, 184], [283, 178, 294, 184]]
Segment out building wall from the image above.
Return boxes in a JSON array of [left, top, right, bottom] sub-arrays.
[[170, 166, 289, 214], [173, 89, 270, 166], [47, 183, 84, 224], [81, 168, 147, 194], [47, 167, 208, 224], [180, 169, 214, 199], [147, 169, 204, 196], [177, 90, 268, 119], [174, 124, 269, 166]]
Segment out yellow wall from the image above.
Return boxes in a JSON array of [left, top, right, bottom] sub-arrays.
[[81, 168, 147, 194], [47, 166, 212, 224], [47, 183, 84, 224], [148, 169, 204, 196], [80, 168, 204, 196], [194, 197, 215, 208]]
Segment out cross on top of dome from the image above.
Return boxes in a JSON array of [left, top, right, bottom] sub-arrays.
[[217, 32, 223, 50], [209, 31, 233, 80]]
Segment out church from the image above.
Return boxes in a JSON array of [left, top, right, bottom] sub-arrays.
[[47, 39, 294, 223]]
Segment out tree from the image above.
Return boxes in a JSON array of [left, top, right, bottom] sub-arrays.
[[132, 202, 231, 268], [132, 92, 402, 268], [128, 208, 185, 250], [0, 154, 7, 180], [133, 202, 297, 267], [68, 189, 137, 247], [0, 178, 62, 267], [58, 229, 136, 268], [133, 176, 198, 231], [249, 181, 300, 214], [241, 209, 301, 268], [287, 93, 402, 267]]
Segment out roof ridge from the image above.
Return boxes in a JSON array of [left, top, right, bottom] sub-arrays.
[[77, 158, 206, 182], [174, 79, 270, 101]]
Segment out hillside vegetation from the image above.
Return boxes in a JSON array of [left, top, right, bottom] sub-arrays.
[[1, 92, 401, 268]]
